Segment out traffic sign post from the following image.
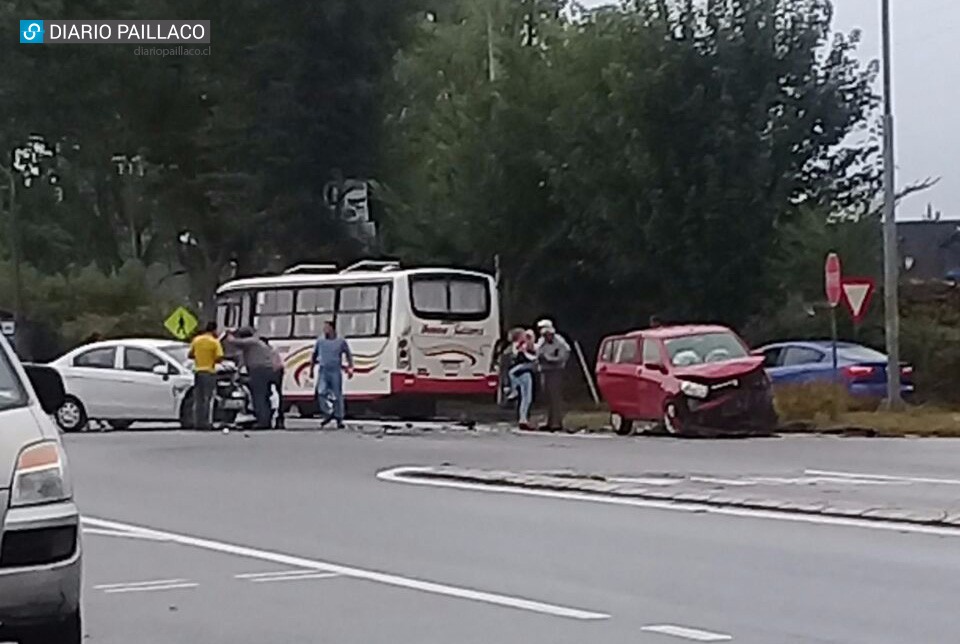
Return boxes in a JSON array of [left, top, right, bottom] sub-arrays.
[[164, 306, 198, 341]]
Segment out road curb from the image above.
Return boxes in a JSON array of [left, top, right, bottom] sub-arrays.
[[397, 467, 960, 529]]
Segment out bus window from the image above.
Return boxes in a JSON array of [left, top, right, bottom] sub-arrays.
[[216, 296, 243, 331], [451, 280, 487, 315], [410, 275, 490, 321], [295, 288, 335, 338], [338, 285, 381, 338], [378, 284, 391, 336], [254, 289, 294, 338]]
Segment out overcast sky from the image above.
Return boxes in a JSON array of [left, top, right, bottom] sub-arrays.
[[581, 0, 959, 220]]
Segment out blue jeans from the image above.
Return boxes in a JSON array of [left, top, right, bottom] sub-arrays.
[[515, 371, 533, 425], [316, 368, 345, 422], [508, 363, 534, 395]]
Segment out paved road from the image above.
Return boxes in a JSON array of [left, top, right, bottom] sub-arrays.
[[65, 427, 960, 643]]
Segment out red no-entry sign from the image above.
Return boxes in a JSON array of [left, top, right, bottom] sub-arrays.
[[825, 253, 842, 307]]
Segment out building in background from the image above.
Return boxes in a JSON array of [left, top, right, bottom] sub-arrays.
[[898, 220, 960, 282]]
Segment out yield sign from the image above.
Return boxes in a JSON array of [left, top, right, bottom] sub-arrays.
[[841, 277, 876, 323]]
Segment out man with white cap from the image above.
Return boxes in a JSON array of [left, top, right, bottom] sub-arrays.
[[535, 318, 570, 431]]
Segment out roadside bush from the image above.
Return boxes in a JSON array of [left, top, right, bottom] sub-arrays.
[[773, 382, 877, 423], [0, 260, 179, 359]]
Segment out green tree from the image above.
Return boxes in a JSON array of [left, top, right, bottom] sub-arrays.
[[383, 0, 880, 346]]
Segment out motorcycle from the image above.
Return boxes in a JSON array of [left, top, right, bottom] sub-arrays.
[[213, 361, 254, 428]]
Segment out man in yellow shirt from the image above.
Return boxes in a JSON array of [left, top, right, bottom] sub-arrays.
[[188, 321, 224, 429]]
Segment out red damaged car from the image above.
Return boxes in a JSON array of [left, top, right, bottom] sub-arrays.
[[596, 325, 778, 436]]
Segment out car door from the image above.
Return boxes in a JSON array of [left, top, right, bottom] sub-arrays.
[[594, 338, 617, 404], [610, 338, 642, 418], [63, 346, 123, 418], [636, 337, 668, 420], [773, 346, 831, 385], [119, 347, 183, 420]]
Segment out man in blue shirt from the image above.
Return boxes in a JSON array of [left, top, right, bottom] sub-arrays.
[[311, 321, 354, 428]]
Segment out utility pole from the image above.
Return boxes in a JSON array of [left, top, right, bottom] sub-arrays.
[[880, 0, 903, 409], [486, 6, 497, 82]]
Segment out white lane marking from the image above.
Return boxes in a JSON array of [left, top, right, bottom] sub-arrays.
[[688, 476, 754, 487], [806, 468, 960, 486], [752, 475, 899, 486], [377, 467, 960, 538], [235, 570, 317, 579], [83, 527, 172, 542], [83, 517, 608, 621], [250, 573, 340, 584], [103, 583, 199, 594], [513, 430, 613, 439], [94, 578, 188, 590], [642, 624, 732, 641]]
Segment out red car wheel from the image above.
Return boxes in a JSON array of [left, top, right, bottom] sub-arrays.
[[663, 400, 684, 435]]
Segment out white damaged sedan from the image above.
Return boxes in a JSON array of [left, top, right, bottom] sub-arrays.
[[49, 338, 249, 431]]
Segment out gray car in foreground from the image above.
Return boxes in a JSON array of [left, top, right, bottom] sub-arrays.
[[0, 336, 81, 644]]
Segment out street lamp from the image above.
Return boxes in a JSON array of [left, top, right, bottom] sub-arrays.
[[880, 0, 903, 409]]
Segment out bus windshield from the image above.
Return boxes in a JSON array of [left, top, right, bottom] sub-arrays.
[[410, 275, 490, 321]]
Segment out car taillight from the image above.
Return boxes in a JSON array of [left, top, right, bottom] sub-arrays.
[[901, 365, 914, 376], [843, 365, 875, 380], [397, 338, 411, 370]]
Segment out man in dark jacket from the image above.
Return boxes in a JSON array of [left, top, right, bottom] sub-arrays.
[[535, 319, 571, 432]]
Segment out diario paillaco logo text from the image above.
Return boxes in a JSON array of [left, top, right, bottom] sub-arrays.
[[20, 20, 44, 44], [17, 20, 209, 44]]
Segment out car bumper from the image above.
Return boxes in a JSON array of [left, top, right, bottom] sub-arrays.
[[390, 373, 499, 396], [683, 390, 778, 434], [849, 382, 915, 399], [0, 500, 81, 628]]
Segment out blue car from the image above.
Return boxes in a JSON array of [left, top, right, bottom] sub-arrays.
[[754, 341, 914, 399]]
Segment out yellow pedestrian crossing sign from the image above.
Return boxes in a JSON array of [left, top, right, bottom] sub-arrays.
[[164, 306, 198, 340]]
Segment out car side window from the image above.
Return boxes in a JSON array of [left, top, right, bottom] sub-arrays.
[[124, 348, 166, 373], [761, 348, 782, 368], [642, 339, 663, 365], [600, 340, 615, 362], [74, 347, 117, 369], [782, 347, 824, 367], [615, 339, 638, 364]]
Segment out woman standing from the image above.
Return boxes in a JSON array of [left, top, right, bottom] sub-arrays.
[[507, 329, 537, 430]]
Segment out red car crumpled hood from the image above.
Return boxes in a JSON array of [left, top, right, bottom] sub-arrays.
[[672, 356, 764, 381]]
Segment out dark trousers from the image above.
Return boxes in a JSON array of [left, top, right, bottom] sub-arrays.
[[249, 366, 274, 429], [272, 368, 285, 428], [541, 370, 565, 430], [193, 372, 216, 429]]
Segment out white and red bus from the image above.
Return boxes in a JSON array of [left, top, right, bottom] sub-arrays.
[[215, 261, 501, 417]]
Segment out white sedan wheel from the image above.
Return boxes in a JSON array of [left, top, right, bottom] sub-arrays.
[[57, 399, 85, 432]]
